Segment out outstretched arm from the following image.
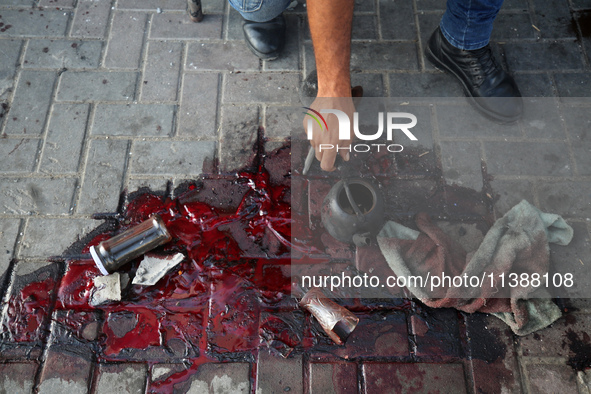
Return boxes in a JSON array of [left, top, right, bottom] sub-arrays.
[[305, 0, 355, 171]]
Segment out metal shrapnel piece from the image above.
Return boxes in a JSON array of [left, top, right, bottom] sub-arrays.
[[90, 215, 172, 275], [187, 0, 204, 22]]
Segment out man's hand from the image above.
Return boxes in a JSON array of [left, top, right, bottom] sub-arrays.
[[303, 96, 355, 171], [306, 0, 354, 171]]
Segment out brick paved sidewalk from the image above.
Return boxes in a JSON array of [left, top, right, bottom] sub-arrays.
[[1, 0, 590, 392]]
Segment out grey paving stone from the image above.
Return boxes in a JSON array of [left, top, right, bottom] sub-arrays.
[[0, 138, 40, 173], [363, 363, 467, 393], [104, 12, 149, 69], [415, 0, 445, 10], [0, 39, 21, 98], [350, 72, 385, 96], [24, 40, 102, 69], [554, 73, 591, 97], [38, 350, 92, 394], [265, 105, 300, 140], [354, 0, 375, 12], [0, 218, 20, 280], [185, 41, 259, 72], [491, 11, 535, 40], [572, 0, 591, 9], [130, 140, 215, 175], [0, 177, 77, 215], [350, 42, 419, 71], [57, 71, 137, 102], [502, 0, 529, 9], [70, 0, 112, 39], [223, 72, 300, 104], [92, 104, 174, 137], [527, 364, 578, 393], [484, 141, 572, 177], [351, 14, 378, 40], [225, 8, 242, 41], [0, 363, 37, 393], [379, 0, 417, 41], [126, 178, 168, 192], [532, 0, 577, 39], [176, 363, 249, 393], [219, 104, 259, 171], [490, 179, 535, 216], [264, 14, 300, 71], [561, 105, 591, 175], [4, 70, 56, 135], [40, 103, 89, 174], [178, 73, 219, 138], [537, 181, 591, 219], [309, 363, 357, 394], [0, 10, 69, 37], [503, 42, 585, 71], [0, 0, 34, 5], [436, 104, 521, 138], [439, 141, 484, 190], [417, 12, 444, 71], [256, 348, 303, 394], [513, 73, 555, 97], [19, 218, 96, 258], [389, 72, 464, 96], [117, 0, 185, 10], [38, 0, 75, 8], [141, 41, 182, 101], [96, 363, 147, 394], [149, 13, 222, 40], [77, 139, 128, 214], [521, 99, 564, 139]]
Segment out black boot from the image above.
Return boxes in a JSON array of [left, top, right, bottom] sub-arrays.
[[425, 27, 523, 123], [242, 15, 286, 61]]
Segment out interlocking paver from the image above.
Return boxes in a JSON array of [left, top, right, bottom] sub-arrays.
[[439, 141, 484, 190], [117, 0, 185, 11], [0, 138, 40, 173], [95, 363, 148, 394], [178, 73, 219, 138], [484, 141, 572, 177], [70, 0, 112, 39], [77, 139, 128, 214], [38, 0, 75, 8], [537, 181, 591, 219], [379, 0, 417, 41], [40, 103, 89, 173], [186, 41, 259, 72], [363, 363, 468, 393], [0, 177, 77, 215], [0, 39, 22, 98], [503, 42, 586, 71], [92, 104, 175, 137], [352, 42, 419, 71], [309, 363, 357, 394], [140, 40, 182, 101], [149, 13, 222, 40], [491, 12, 535, 40], [4, 70, 56, 135], [24, 40, 102, 70], [173, 363, 250, 393], [554, 72, 591, 97], [130, 140, 215, 176], [0, 363, 38, 393], [561, 105, 591, 175], [223, 72, 300, 104], [490, 179, 535, 216], [436, 104, 522, 138], [532, 0, 577, 39], [104, 12, 149, 69], [527, 364, 579, 393], [219, 104, 259, 171], [513, 73, 555, 97], [265, 105, 301, 139], [57, 71, 137, 102], [256, 348, 303, 394], [389, 72, 464, 97], [0, 218, 19, 280], [19, 218, 97, 258], [0, 10, 69, 37]]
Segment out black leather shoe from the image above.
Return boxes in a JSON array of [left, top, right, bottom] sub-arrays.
[[242, 15, 286, 61], [425, 27, 523, 123]]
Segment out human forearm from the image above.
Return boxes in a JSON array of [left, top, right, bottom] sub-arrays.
[[307, 0, 354, 97]]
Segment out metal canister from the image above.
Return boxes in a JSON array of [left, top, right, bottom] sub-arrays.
[[187, 0, 204, 22], [89, 215, 172, 275]]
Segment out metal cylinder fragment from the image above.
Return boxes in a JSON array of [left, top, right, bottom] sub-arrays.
[[90, 215, 172, 275]]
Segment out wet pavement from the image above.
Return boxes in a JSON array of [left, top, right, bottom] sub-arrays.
[[1, 0, 591, 393]]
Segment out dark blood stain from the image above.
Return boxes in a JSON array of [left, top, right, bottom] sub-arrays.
[[71, 42, 78, 48], [26, 81, 31, 86], [467, 314, 506, 362], [42, 47, 49, 53], [0, 23, 3, 27], [102, 79, 108, 84], [12, 117, 17, 121], [574, 10, 591, 39], [564, 329, 591, 371], [533, 333, 541, 341]]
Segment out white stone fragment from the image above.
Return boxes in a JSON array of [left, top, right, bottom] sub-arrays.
[[132, 253, 184, 286], [90, 272, 121, 306]]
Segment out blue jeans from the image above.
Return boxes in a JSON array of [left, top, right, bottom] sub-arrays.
[[440, 0, 505, 50], [229, 0, 291, 22], [230, 0, 503, 49]]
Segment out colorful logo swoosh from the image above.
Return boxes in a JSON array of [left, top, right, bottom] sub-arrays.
[[302, 107, 328, 132]]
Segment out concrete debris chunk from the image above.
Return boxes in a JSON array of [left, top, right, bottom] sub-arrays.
[[132, 252, 185, 286], [90, 272, 121, 306]]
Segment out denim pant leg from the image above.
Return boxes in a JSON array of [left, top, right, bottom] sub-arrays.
[[228, 0, 292, 22], [440, 0, 504, 50]]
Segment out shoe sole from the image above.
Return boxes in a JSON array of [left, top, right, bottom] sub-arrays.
[[425, 45, 522, 124]]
